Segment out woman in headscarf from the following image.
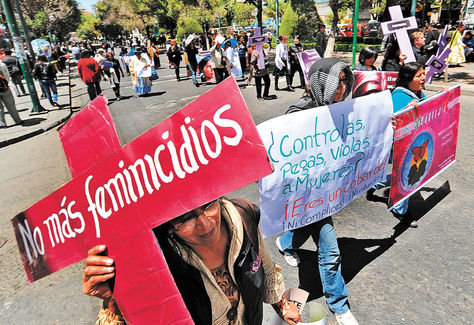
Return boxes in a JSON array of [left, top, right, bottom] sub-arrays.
[[128, 47, 153, 97], [277, 58, 359, 325]]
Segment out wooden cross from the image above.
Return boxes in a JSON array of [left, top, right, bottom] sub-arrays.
[[249, 27, 268, 69], [12, 78, 273, 324], [381, 5, 418, 63]]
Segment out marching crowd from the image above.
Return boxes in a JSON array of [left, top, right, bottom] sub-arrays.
[[0, 20, 468, 325], [79, 21, 470, 325]]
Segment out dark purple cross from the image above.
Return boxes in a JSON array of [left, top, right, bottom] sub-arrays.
[[249, 27, 268, 69], [436, 26, 449, 57], [425, 47, 451, 84]]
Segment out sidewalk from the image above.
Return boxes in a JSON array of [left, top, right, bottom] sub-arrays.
[[0, 63, 74, 148]]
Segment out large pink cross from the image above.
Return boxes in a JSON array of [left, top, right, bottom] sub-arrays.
[[381, 5, 418, 63], [249, 27, 268, 69], [12, 78, 273, 324]]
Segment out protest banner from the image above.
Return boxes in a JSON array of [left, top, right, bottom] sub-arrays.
[[388, 85, 461, 209], [257, 91, 394, 237], [352, 71, 398, 98], [11, 77, 273, 323], [296, 49, 321, 84]]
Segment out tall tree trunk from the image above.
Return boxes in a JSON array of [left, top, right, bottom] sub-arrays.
[[325, 0, 340, 58], [257, 0, 263, 30]]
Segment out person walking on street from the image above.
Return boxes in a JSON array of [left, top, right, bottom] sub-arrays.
[[33, 55, 59, 107], [0, 62, 23, 127], [274, 35, 293, 91], [210, 36, 229, 84], [251, 48, 275, 100], [238, 37, 248, 78], [167, 39, 182, 81], [185, 37, 200, 87], [315, 24, 328, 58], [129, 48, 153, 97], [77, 50, 102, 101], [289, 36, 305, 88], [103, 52, 124, 101], [1, 50, 27, 97], [276, 58, 359, 325]]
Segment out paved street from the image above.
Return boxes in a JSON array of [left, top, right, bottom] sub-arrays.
[[0, 60, 472, 324]]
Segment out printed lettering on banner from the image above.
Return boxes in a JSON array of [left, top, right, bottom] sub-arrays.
[[257, 91, 394, 237], [11, 77, 273, 324]]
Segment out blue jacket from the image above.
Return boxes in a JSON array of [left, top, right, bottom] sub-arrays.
[[391, 86, 427, 114]]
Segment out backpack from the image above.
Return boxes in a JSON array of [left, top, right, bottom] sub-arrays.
[[0, 72, 9, 92]]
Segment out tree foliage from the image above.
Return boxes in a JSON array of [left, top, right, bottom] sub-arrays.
[[279, 0, 298, 37], [76, 12, 101, 40], [176, 16, 203, 38], [20, 0, 81, 38]]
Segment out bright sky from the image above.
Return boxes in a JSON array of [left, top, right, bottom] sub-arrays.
[[77, 0, 97, 13]]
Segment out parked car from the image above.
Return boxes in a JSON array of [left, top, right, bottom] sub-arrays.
[[339, 24, 369, 37], [367, 21, 381, 37]]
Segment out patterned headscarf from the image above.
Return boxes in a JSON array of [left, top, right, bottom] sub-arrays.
[[308, 58, 354, 107]]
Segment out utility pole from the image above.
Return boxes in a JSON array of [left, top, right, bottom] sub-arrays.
[[276, 0, 279, 39], [352, 0, 360, 68], [411, 0, 417, 17], [1, 0, 45, 113], [13, 0, 35, 62]]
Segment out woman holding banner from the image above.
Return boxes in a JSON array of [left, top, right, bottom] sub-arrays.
[[83, 198, 301, 325], [368, 62, 426, 228], [277, 58, 359, 325]]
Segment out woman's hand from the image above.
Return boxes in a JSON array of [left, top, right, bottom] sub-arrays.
[[407, 99, 419, 108], [82, 245, 115, 301], [282, 302, 302, 325], [391, 116, 397, 130], [399, 53, 407, 63]]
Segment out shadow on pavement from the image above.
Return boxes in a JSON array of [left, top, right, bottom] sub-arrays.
[[22, 118, 47, 126], [296, 181, 451, 301]]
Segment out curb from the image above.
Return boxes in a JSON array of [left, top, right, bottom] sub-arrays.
[[0, 61, 74, 149]]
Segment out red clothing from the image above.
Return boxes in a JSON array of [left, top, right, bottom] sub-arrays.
[[77, 58, 100, 83]]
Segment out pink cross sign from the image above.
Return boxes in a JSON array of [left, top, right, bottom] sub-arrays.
[[11, 77, 273, 324], [381, 5, 418, 63], [425, 47, 451, 84], [249, 27, 268, 69]]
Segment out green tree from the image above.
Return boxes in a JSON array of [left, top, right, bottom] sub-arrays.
[[76, 12, 101, 40], [233, 2, 255, 27], [176, 16, 203, 38], [280, 0, 298, 36], [20, 0, 81, 39], [292, 0, 322, 40]]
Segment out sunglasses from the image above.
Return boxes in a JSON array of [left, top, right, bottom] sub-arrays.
[[172, 200, 220, 233]]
